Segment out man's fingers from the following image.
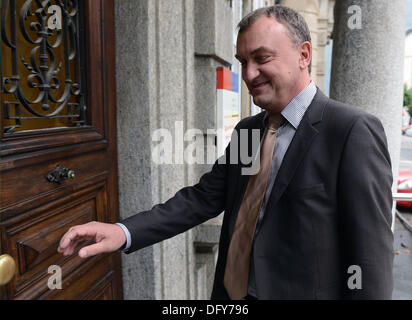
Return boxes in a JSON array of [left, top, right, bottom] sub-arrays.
[[58, 224, 97, 255], [78, 241, 107, 258], [58, 236, 92, 256], [58, 221, 125, 258]]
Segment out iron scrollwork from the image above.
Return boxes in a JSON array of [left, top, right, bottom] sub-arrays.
[[1, 0, 87, 134]]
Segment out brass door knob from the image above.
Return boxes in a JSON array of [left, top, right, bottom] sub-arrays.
[[0, 254, 16, 286]]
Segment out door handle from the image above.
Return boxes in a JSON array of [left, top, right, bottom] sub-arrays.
[[0, 254, 16, 286], [46, 165, 75, 184]]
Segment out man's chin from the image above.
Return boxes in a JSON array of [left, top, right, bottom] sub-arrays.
[[252, 96, 270, 109], [252, 97, 284, 114]]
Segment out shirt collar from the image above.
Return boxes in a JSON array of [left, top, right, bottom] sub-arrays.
[[262, 81, 317, 130]]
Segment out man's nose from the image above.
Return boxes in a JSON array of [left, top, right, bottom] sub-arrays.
[[243, 63, 260, 83]]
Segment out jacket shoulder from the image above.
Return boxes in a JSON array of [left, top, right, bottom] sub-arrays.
[[321, 97, 388, 153], [235, 111, 266, 130]]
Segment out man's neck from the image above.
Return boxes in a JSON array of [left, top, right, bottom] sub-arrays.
[[267, 77, 312, 115]]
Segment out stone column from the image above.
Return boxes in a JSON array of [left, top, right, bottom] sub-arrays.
[[115, 0, 196, 299], [115, 0, 234, 300], [330, 0, 406, 223]]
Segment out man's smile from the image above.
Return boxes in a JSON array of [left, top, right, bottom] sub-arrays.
[[250, 80, 271, 93]]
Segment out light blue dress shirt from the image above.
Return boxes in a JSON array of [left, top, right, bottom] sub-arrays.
[[116, 222, 132, 250]]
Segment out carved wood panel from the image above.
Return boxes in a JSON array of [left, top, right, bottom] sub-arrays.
[[0, 0, 122, 300]]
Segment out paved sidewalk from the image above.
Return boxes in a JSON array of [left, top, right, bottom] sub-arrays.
[[393, 211, 412, 300]]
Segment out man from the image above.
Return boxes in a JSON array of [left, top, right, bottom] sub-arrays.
[[58, 5, 394, 299]]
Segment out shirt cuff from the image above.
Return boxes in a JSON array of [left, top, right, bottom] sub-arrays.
[[115, 222, 132, 252]]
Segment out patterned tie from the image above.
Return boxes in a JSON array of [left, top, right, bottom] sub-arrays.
[[224, 113, 284, 300]]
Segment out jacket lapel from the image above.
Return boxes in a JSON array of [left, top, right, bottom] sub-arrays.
[[267, 88, 328, 208], [228, 89, 329, 236]]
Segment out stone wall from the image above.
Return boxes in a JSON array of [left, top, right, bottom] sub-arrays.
[[115, 0, 233, 300]]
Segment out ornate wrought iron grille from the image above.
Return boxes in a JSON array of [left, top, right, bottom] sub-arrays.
[[1, 0, 87, 134]]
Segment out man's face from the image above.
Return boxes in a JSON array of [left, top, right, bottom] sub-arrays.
[[236, 16, 309, 114]]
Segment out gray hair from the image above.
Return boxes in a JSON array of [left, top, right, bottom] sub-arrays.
[[238, 5, 312, 73]]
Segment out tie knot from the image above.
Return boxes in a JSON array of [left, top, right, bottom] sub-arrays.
[[267, 114, 284, 132]]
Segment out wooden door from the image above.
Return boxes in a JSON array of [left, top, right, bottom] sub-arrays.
[[0, 0, 123, 299]]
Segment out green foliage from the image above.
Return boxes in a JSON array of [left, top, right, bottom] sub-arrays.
[[404, 84, 412, 118]]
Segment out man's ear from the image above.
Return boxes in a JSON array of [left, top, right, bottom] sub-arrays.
[[299, 41, 311, 70]]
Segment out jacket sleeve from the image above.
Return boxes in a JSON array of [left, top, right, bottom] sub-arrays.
[[119, 142, 230, 254], [337, 113, 394, 299]]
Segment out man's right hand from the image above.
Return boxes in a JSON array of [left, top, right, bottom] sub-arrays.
[[57, 221, 126, 258]]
